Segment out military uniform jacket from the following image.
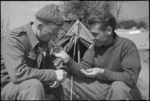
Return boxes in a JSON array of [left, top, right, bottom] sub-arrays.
[[1, 22, 57, 88]]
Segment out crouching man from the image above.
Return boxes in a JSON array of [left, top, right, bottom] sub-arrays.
[[53, 12, 142, 100], [1, 4, 67, 100]]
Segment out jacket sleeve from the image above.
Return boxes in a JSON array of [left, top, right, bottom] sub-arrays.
[[102, 41, 141, 87], [2, 34, 57, 84], [64, 46, 95, 78]]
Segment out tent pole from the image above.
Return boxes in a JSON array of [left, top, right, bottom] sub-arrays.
[[70, 20, 81, 100], [70, 73, 73, 100], [70, 35, 78, 100], [77, 20, 80, 63], [77, 38, 80, 63]]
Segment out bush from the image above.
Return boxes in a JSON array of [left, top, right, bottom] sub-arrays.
[[117, 19, 148, 30], [118, 19, 137, 29], [116, 22, 122, 29], [1, 18, 10, 38], [136, 21, 147, 29]]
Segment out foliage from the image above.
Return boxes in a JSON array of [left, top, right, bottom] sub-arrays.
[[1, 18, 10, 38], [117, 19, 148, 30], [60, 1, 88, 20], [60, 1, 148, 30], [136, 21, 148, 29], [60, 0, 116, 27], [117, 19, 137, 29], [113, 1, 125, 22]]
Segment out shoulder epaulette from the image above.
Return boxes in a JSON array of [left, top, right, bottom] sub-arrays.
[[11, 27, 26, 36]]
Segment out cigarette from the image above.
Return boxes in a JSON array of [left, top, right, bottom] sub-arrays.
[[49, 40, 57, 47]]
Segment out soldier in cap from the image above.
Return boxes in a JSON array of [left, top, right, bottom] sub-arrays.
[[1, 4, 66, 100]]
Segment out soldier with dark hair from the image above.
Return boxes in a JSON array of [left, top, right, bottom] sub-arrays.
[[53, 12, 142, 100]]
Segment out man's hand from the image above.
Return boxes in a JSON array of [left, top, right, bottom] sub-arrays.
[[81, 68, 104, 78], [50, 81, 60, 88], [52, 46, 70, 63], [55, 69, 67, 82], [50, 69, 67, 88]]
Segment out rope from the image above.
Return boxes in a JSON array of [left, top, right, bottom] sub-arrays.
[[70, 36, 78, 100]]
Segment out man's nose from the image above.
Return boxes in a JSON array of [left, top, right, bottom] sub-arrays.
[[91, 37, 96, 42]]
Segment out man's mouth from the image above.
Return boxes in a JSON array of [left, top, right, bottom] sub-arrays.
[[91, 38, 96, 43]]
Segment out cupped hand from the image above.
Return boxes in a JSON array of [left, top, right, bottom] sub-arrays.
[[50, 81, 60, 88], [81, 68, 104, 78]]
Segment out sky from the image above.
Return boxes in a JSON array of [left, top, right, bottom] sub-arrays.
[[1, 1, 149, 30], [118, 1, 149, 20]]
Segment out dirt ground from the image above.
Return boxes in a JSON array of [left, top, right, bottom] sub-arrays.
[[137, 49, 149, 100]]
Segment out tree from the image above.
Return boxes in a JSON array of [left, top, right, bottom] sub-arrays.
[[59, 0, 115, 27], [1, 17, 10, 39], [118, 19, 137, 29], [114, 1, 125, 22], [136, 21, 148, 29], [60, 1, 87, 20]]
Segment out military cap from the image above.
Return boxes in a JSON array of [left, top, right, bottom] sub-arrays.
[[35, 4, 64, 25]]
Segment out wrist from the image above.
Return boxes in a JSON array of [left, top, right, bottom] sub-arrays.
[[101, 69, 104, 74], [95, 68, 104, 78], [62, 54, 70, 63], [97, 68, 104, 76]]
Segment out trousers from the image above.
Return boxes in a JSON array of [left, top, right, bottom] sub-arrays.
[[1, 79, 61, 100], [61, 77, 141, 100], [1, 78, 141, 100]]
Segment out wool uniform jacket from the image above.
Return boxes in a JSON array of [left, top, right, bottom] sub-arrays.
[[1, 22, 57, 88]]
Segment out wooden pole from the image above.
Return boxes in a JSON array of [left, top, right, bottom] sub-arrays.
[[77, 21, 80, 63], [70, 20, 81, 100]]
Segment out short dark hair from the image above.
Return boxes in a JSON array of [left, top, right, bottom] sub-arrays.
[[88, 12, 116, 32]]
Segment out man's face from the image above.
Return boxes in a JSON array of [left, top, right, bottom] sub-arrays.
[[90, 23, 110, 47], [37, 23, 61, 42]]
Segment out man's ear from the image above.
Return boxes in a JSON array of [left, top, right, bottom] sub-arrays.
[[106, 26, 112, 35], [37, 23, 43, 31]]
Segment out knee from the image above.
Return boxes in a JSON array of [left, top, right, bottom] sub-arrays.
[[111, 81, 131, 93], [106, 81, 132, 100], [25, 79, 43, 90], [62, 78, 71, 87], [19, 79, 45, 100], [61, 78, 71, 91]]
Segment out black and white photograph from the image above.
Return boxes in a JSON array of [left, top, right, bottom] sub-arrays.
[[1, 1, 149, 100]]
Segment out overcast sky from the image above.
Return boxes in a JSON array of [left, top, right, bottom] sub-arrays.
[[1, 1, 149, 30]]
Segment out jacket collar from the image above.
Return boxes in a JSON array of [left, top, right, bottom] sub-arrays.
[[25, 22, 39, 49]]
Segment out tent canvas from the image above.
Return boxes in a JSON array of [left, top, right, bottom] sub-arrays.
[[56, 20, 93, 62]]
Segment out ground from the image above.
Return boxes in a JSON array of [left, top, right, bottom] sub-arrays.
[[137, 49, 149, 100]]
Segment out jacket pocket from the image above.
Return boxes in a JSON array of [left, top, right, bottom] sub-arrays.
[[27, 51, 36, 60], [25, 51, 37, 67]]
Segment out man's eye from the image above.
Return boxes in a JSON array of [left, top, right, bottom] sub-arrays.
[[92, 32, 98, 37]]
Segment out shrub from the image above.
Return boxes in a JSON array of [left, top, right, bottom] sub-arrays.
[[136, 21, 147, 29], [118, 19, 137, 29]]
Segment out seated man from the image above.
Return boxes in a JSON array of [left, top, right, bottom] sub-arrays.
[[53, 12, 142, 100], [1, 4, 67, 100]]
